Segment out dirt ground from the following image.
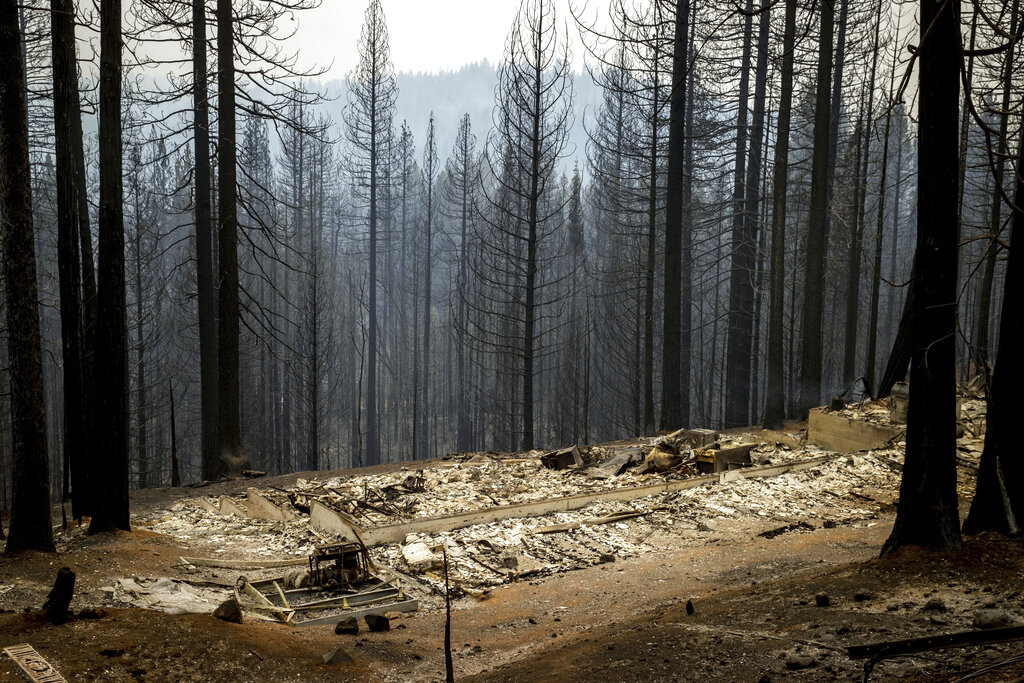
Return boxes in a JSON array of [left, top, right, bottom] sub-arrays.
[[3, 458, 1023, 682]]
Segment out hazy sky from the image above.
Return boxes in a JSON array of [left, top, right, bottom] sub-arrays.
[[294, 0, 589, 77]]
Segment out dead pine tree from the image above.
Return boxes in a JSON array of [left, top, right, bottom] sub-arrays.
[[661, 0, 690, 432], [90, 0, 131, 533], [214, 0, 251, 478], [797, 0, 834, 417], [420, 114, 438, 460], [881, 0, 962, 555], [963, 12, 1024, 535], [50, 0, 89, 514], [725, 0, 770, 428], [762, 0, 797, 430], [481, 0, 573, 451], [345, 0, 397, 467], [194, 0, 219, 482], [0, 0, 55, 553]]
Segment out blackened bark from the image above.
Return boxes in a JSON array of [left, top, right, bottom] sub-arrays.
[[51, 0, 86, 511], [75, 39, 97, 518], [0, 0, 55, 553], [842, 0, 880, 387], [421, 116, 436, 459], [215, 0, 250, 476], [42, 567, 75, 624], [725, 0, 769, 428], [866, 6, 898, 393], [975, 0, 1019, 372], [963, 71, 1024, 536], [660, 0, 689, 431], [195, 0, 219, 482], [169, 381, 180, 487], [881, 0, 962, 555], [133, 189, 147, 488], [89, 0, 130, 533], [762, 0, 794, 430], [798, 0, 834, 416]]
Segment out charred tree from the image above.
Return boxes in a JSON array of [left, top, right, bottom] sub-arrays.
[[345, 0, 397, 466], [763, 0, 796, 430], [798, 0, 834, 416], [659, 0, 689, 431], [214, 0, 251, 477], [725, 0, 770, 428], [90, 0, 131, 533], [963, 30, 1024, 537], [195, 0, 219, 482], [50, 0, 88, 514], [881, 0, 962, 555], [0, 0, 55, 552]]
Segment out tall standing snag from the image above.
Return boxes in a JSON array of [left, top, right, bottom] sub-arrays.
[[51, 0, 88, 512], [660, 0, 689, 431], [90, 0, 131, 533], [345, 0, 397, 467], [483, 0, 573, 451], [215, 0, 251, 478], [762, 0, 796, 430], [194, 0, 219, 482], [798, 0, 834, 417], [881, 0, 962, 555], [0, 0, 55, 553], [963, 50, 1024, 535]]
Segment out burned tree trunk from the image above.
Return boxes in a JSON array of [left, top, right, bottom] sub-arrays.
[[0, 0, 55, 553], [90, 0, 131, 533], [881, 0, 962, 556], [659, 0, 689, 431], [51, 0, 87, 511], [194, 0, 219, 482], [762, 0, 795, 430], [215, 0, 250, 477], [798, 0, 834, 416], [963, 91, 1024, 535]]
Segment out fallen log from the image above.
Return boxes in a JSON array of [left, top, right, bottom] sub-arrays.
[[848, 624, 1024, 660]]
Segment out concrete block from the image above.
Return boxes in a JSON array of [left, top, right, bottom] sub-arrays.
[[245, 488, 299, 522], [807, 408, 901, 453]]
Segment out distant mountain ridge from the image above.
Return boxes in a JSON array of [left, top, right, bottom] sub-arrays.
[[315, 60, 602, 172]]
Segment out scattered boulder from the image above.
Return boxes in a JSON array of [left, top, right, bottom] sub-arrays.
[[334, 617, 359, 635], [365, 614, 391, 632], [213, 597, 243, 624], [973, 609, 1013, 630], [854, 591, 875, 602], [685, 599, 695, 616], [785, 651, 816, 670], [815, 594, 830, 608], [322, 647, 355, 665], [597, 553, 616, 564]]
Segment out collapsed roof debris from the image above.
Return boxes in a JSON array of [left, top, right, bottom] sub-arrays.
[[122, 398, 984, 616]]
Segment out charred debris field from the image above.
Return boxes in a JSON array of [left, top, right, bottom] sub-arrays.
[[5, 392, 1024, 681]]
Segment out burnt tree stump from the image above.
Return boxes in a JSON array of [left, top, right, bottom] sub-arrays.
[[42, 566, 75, 624]]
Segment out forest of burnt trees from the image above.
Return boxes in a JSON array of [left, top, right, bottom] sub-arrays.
[[0, 0, 1022, 553]]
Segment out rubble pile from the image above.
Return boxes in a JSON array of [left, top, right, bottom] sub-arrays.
[[142, 505, 322, 559], [383, 450, 905, 593], [125, 398, 986, 609], [828, 399, 894, 426]]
